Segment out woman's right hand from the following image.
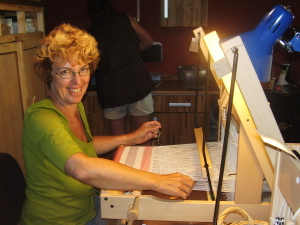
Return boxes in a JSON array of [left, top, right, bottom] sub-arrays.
[[153, 172, 194, 199]]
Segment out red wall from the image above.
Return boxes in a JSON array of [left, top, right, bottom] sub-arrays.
[[44, 0, 300, 83]]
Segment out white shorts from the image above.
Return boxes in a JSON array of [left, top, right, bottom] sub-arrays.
[[103, 93, 154, 120]]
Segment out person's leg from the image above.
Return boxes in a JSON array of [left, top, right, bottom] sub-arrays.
[[129, 93, 154, 129], [129, 93, 154, 146], [132, 114, 150, 130], [103, 106, 128, 158], [104, 106, 127, 136], [108, 117, 126, 135]]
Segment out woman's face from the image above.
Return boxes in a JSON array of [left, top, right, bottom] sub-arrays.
[[50, 61, 90, 107]]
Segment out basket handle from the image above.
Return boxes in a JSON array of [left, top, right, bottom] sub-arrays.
[[217, 207, 255, 225]]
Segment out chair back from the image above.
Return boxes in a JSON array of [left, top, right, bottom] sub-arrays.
[[0, 153, 26, 225]]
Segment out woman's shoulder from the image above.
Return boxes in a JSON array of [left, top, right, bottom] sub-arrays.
[[26, 98, 55, 113], [25, 98, 62, 121]]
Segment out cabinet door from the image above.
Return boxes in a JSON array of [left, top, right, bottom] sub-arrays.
[[152, 94, 206, 145], [0, 38, 47, 173], [160, 0, 208, 27], [0, 42, 25, 172], [151, 112, 204, 145], [18, 37, 47, 110]]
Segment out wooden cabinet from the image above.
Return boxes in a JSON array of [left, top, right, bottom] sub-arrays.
[[160, 0, 208, 27], [0, 2, 46, 173], [151, 93, 209, 145]]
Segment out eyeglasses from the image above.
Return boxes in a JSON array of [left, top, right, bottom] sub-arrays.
[[52, 65, 90, 79]]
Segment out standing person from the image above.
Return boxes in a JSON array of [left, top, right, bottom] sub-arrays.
[[88, 0, 155, 140], [21, 23, 194, 225]]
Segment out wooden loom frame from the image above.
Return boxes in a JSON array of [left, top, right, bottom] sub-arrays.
[[100, 30, 300, 223]]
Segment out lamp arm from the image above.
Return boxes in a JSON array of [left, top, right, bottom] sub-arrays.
[[276, 39, 294, 53], [289, 32, 300, 52], [276, 30, 300, 53]]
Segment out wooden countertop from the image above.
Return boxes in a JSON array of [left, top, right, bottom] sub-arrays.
[[152, 80, 219, 95], [86, 80, 219, 96]]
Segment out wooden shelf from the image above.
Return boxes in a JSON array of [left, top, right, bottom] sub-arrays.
[[0, 3, 44, 39], [0, 31, 43, 43]]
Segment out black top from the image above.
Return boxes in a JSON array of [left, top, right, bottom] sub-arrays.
[[89, 12, 154, 109]]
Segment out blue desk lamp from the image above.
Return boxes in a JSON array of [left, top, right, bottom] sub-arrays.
[[222, 4, 300, 82]]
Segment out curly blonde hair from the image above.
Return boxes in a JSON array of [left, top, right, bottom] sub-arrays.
[[34, 23, 100, 88]]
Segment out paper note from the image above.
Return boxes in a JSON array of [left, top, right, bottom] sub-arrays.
[[212, 57, 232, 79], [189, 38, 198, 52]]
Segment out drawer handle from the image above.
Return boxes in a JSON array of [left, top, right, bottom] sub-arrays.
[[169, 103, 191, 107]]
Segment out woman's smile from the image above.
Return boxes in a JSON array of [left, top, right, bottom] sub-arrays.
[[69, 87, 82, 94]]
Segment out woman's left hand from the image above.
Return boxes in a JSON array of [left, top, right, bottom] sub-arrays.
[[93, 121, 161, 155], [127, 121, 161, 145]]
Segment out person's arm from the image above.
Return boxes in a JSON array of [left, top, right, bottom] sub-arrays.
[[65, 153, 194, 199], [92, 121, 161, 155], [128, 15, 153, 51]]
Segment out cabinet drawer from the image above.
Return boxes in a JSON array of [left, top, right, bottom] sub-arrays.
[[151, 112, 204, 145], [153, 95, 205, 113]]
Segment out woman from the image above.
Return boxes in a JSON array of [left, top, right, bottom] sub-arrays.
[[21, 23, 193, 225], [88, 0, 155, 139]]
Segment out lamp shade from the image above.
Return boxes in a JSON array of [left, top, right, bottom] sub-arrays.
[[221, 5, 294, 82]]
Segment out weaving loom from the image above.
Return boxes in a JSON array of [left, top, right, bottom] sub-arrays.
[[100, 28, 300, 224]]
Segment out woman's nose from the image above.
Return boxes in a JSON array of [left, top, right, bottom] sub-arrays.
[[71, 73, 82, 83]]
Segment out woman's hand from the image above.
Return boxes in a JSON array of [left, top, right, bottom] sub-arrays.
[[93, 121, 161, 155], [153, 172, 194, 199], [126, 121, 161, 145]]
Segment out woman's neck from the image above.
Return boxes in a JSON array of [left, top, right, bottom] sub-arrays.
[[48, 95, 78, 118]]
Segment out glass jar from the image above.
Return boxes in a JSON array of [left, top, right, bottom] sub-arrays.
[[25, 18, 36, 33]]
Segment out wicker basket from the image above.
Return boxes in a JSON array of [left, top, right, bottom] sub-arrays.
[[217, 207, 268, 225]]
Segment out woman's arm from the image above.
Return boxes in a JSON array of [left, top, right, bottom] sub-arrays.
[[128, 15, 153, 51], [65, 153, 194, 199], [92, 121, 161, 155]]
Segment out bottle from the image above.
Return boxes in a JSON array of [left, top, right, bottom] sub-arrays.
[[25, 18, 36, 33], [276, 64, 290, 86]]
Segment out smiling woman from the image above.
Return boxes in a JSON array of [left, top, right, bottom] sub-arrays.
[[21, 23, 193, 225]]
